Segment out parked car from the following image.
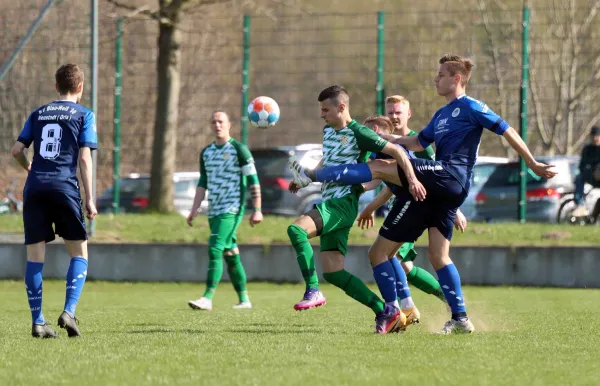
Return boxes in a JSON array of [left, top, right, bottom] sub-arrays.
[[248, 144, 323, 216], [473, 155, 583, 223], [97, 172, 208, 216], [460, 156, 510, 220]]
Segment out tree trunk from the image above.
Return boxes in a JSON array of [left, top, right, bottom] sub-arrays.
[[149, 17, 181, 213]]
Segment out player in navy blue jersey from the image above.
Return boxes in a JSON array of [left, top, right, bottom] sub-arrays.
[[290, 54, 557, 334], [11, 64, 98, 338]]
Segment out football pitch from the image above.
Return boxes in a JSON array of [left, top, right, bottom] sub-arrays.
[[1, 281, 599, 385]]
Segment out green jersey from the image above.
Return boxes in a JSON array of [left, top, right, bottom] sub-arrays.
[[321, 120, 388, 201], [407, 129, 435, 161], [198, 138, 256, 218]]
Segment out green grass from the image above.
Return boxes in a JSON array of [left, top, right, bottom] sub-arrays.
[[1, 281, 599, 385], [0, 213, 599, 246]]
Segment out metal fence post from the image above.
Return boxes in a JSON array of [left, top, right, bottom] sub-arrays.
[[518, 7, 530, 223], [112, 17, 123, 214], [376, 11, 385, 115], [241, 14, 251, 145]]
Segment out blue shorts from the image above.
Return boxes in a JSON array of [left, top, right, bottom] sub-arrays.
[[379, 193, 458, 242], [23, 190, 87, 245], [380, 159, 467, 242]]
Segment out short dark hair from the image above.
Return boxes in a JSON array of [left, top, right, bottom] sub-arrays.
[[591, 126, 600, 136], [318, 85, 349, 105], [55, 64, 84, 95], [439, 54, 474, 86]]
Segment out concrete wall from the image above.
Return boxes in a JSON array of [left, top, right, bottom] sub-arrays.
[[1, 243, 599, 288]]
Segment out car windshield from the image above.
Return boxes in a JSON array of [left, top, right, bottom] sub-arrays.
[[472, 163, 500, 187]]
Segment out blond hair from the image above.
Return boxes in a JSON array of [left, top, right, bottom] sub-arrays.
[[385, 95, 410, 109], [363, 115, 393, 134]]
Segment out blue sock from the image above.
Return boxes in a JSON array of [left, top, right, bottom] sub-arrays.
[[315, 163, 372, 185], [390, 257, 411, 300], [436, 264, 467, 318], [25, 261, 45, 325], [64, 257, 88, 316], [372, 261, 398, 304]]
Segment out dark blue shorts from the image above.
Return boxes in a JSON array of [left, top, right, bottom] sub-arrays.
[[23, 190, 87, 245], [379, 193, 458, 242], [380, 159, 468, 242]]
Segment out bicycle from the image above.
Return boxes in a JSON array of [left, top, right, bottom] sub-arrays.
[[556, 184, 600, 225]]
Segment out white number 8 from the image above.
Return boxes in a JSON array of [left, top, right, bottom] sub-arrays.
[[40, 123, 62, 160]]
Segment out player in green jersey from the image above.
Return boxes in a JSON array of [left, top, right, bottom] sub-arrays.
[[286, 85, 426, 334], [186, 111, 263, 311]]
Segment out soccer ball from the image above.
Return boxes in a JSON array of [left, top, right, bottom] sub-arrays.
[[248, 96, 280, 129]]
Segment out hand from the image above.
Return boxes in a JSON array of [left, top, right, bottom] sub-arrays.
[[408, 179, 427, 201], [528, 161, 558, 179], [186, 209, 198, 227], [356, 210, 375, 229], [454, 210, 467, 233], [249, 211, 263, 227], [289, 181, 300, 194], [86, 199, 98, 220]]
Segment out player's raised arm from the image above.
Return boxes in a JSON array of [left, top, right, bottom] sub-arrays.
[[502, 127, 557, 179], [379, 142, 426, 201]]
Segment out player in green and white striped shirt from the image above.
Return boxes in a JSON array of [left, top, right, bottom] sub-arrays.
[[186, 111, 263, 311], [287, 85, 427, 334]]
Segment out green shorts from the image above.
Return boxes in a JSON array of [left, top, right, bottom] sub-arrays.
[[397, 242, 417, 263], [316, 194, 359, 256], [208, 211, 244, 251]]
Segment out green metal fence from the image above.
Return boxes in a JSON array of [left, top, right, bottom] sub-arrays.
[[2, 2, 599, 221]]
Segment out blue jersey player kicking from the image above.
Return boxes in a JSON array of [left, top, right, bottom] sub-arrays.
[[11, 64, 98, 338], [290, 54, 557, 334]]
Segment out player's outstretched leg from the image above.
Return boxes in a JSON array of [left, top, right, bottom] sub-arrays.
[[58, 254, 88, 337], [389, 256, 420, 332], [287, 223, 325, 310], [290, 158, 402, 188], [225, 251, 252, 309], [25, 257, 57, 338]]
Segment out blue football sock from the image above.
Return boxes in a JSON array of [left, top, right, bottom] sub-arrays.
[[314, 163, 372, 185], [64, 257, 88, 316], [372, 260, 398, 304], [436, 264, 467, 317], [390, 256, 411, 300], [25, 261, 45, 325]]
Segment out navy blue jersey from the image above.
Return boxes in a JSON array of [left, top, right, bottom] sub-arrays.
[[17, 100, 97, 194], [417, 94, 509, 193]]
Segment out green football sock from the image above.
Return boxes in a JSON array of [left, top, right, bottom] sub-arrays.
[[203, 246, 224, 300], [323, 270, 385, 314], [407, 266, 445, 301], [225, 254, 249, 303], [287, 224, 319, 290]]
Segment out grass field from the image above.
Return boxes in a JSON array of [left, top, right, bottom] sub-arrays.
[[1, 281, 599, 385], [0, 213, 599, 246]]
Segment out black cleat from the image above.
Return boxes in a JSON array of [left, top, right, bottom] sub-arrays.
[[32, 323, 58, 338], [57, 311, 81, 337]]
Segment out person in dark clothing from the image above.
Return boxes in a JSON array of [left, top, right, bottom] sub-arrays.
[[572, 126, 600, 216]]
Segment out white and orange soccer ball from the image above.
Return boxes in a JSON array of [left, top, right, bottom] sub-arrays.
[[247, 96, 280, 129]]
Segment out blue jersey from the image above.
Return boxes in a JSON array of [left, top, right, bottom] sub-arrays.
[[17, 100, 98, 195], [417, 94, 509, 193]]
